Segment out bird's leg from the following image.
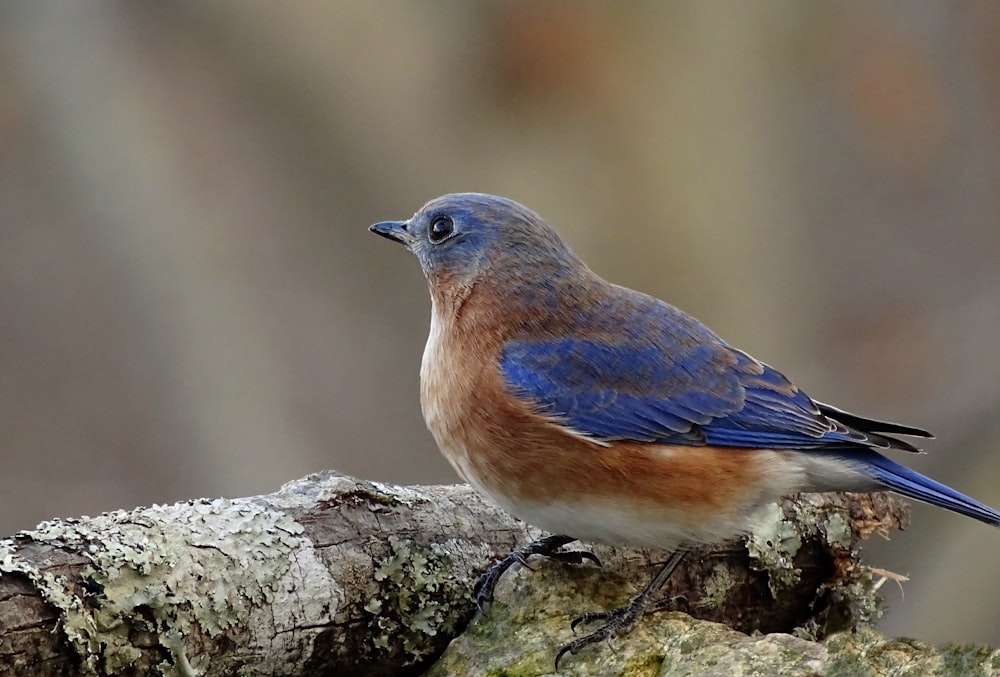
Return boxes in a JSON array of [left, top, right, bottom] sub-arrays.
[[555, 548, 687, 669], [474, 534, 601, 612]]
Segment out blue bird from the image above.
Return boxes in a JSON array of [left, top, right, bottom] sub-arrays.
[[370, 193, 999, 665]]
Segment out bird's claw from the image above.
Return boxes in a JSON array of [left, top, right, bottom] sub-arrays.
[[556, 591, 682, 669], [569, 609, 611, 631], [556, 602, 644, 670], [649, 593, 687, 613], [473, 565, 505, 612], [548, 549, 602, 568], [557, 608, 636, 668], [473, 534, 595, 612]]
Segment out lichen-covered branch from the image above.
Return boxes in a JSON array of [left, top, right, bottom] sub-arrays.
[[0, 471, 530, 676], [1, 471, 995, 676]]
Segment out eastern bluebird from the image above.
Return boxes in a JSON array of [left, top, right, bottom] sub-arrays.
[[370, 193, 1000, 665]]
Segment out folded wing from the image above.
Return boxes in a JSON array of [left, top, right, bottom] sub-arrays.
[[500, 335, 928, 452]]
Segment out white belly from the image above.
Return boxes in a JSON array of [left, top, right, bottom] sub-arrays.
[[486, 492, 766, 550]]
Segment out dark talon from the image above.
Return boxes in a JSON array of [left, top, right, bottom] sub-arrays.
[[554, 643, 575, 671], [649, 593, 687, 614], [554, 549, 689, 669], [556, 598, 648, 670], [474, 534, 588, 612], [570, 610, 610, 631], [549, 549, 602, 568]]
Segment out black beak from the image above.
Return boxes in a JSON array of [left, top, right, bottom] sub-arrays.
[[369, 220, 413, 246]]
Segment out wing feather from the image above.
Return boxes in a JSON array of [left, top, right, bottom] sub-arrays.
[[500, 329, 924, 452]]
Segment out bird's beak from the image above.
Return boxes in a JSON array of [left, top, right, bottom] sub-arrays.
[[369, 220, 414, 247]]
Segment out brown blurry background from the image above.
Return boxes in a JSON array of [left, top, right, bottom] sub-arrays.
[[1, 1, 998, 646]]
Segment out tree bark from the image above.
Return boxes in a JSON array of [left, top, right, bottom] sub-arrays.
[[1, 470, 996, 676]]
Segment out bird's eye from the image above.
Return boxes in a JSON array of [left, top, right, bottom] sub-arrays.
[[428, 216, 454, 243]]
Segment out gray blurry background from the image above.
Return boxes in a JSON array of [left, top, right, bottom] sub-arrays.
[[2, 1, 998, 646]]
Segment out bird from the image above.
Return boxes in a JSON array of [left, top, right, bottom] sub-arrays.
[[369, 193, 1000, 666]]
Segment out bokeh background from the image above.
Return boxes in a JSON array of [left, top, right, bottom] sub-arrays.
[[2, 1, 999, 646]]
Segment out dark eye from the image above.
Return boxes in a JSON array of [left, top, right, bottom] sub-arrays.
[[428, 215, 454, 243]]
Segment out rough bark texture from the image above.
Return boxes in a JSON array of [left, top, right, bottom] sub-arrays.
[[0, 470, 996, 676]]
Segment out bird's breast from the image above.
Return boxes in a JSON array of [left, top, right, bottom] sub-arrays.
[[418, 300, 547, 498], [419, 306, 485, 486]]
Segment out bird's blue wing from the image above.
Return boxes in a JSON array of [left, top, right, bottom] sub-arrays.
[[500, 336, 876, 450]]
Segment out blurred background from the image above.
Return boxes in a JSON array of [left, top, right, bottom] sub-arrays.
[[1, 0, 998, 646]]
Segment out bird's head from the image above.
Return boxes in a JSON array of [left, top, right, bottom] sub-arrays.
[[369, 193, 585, 298]]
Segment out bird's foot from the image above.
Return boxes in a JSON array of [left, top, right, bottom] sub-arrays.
[[555, 593, 683, 669], [474, 534, 600, 612]]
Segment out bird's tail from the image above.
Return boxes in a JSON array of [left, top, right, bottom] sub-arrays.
[[841, 450, 1000, 526]]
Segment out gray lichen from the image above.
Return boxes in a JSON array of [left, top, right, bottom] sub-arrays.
[[365, 535, 472, 666], [746, 502, 805, 596], [2, 498, 308, 675]]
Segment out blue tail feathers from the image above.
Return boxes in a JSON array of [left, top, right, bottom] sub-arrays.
[[840, 450, 1000, 526]]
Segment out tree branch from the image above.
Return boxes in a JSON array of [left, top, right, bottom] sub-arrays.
[[1, 471, 995, 675]]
